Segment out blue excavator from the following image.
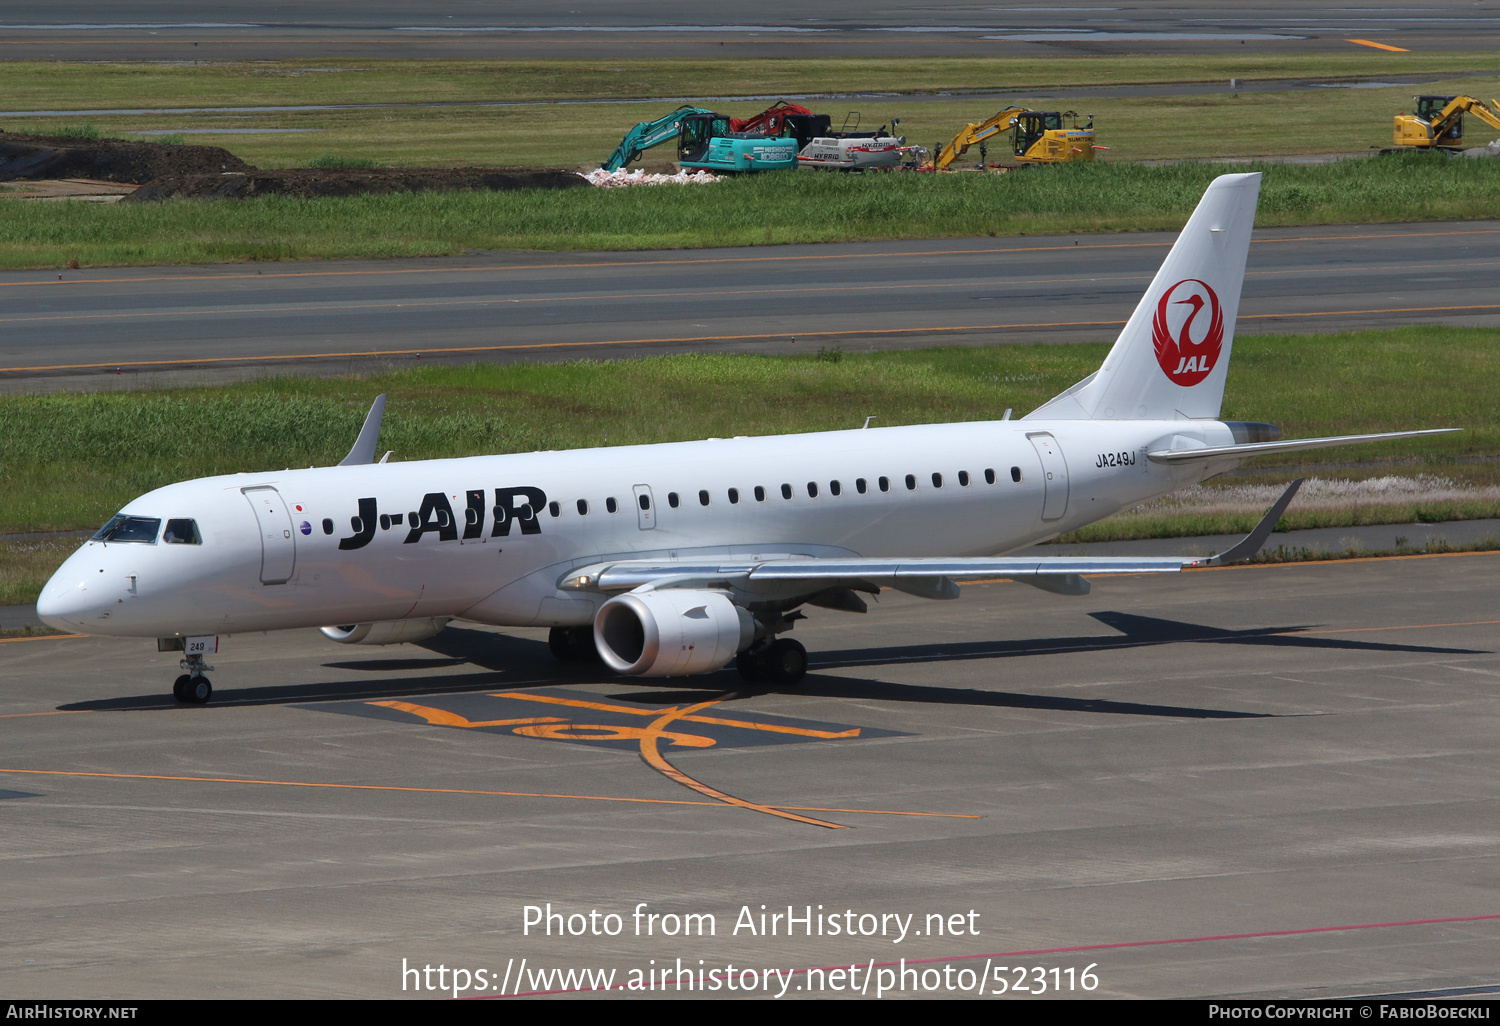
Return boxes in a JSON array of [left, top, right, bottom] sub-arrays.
[[601, 105, 798, 172]]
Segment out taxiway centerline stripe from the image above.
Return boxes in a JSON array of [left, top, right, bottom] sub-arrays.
[[1290, 618, 1500, 635], [6, 228, 1497, 291], [0, 767, 975, 819], [0, 710, 91, 719], [1348, 38, 1410, 51], [6, 302, 1496, 375], [0, 633, 84, 644], [636, 699, 846, 829]]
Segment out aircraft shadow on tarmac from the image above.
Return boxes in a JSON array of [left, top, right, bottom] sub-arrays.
[[608, 681, 1273, 720], [56, 614, 1485, 714], [812, 610, 1486, 670]]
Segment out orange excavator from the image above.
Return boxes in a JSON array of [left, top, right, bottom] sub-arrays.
[[1390, 95, 1500, 153], [730, 101, 831, 150]]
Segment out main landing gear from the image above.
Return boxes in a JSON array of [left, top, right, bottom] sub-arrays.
[[548, 625, 600, 662], [736, 637, 808, 688], [172, 653, 213, 705]]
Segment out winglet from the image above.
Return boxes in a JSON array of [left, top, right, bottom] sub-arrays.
[[1186, 478, 1303, 567], [338, 394, 387, 467]]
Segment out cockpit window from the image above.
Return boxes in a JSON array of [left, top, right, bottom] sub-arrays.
[[163, 518, 202, 545], [91, 514, 162, 544]]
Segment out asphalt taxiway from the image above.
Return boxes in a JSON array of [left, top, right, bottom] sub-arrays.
[[4, 220, 1498, 393], [3, 552, 1497, 998], [0, 2, 1492, 59]]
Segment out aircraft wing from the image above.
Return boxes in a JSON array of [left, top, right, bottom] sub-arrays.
[[560, 481, 1303, 599], [1146, 429, 1457, 464]]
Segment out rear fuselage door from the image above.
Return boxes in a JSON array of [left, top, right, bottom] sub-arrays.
[[1027, 432, 1070, 521], [242, 486, 296, 584], [633, 484, 656, 530]]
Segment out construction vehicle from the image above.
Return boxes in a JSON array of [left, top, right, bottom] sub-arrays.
[[927, 107, 1094, 170], [730, 101, 831, 151], [602, 105, 714, 171], [675, 111, 798, 172], [1390, 95, 1500, 153], [796, 113, 909, 170]]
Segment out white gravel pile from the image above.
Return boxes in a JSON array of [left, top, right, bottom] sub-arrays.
[[581, 168, 723, 187]]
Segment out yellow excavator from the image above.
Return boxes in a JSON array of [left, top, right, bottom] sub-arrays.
[[927, 107, 1095, 170], [1390, 95, 1500, 153]]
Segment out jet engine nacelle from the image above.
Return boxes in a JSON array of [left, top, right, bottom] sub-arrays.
[[319, 617, 451, 646], [594, 589, 754, 676]]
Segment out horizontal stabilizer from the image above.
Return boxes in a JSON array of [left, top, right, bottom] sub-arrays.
[[1146, 428, 1458, 464]]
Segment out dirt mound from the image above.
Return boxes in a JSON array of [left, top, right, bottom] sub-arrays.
[[126, 167, 588, 201], [0, 132, 252, 183]]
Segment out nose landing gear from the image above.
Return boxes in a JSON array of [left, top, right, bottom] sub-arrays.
[[172, 653, 213, 704]]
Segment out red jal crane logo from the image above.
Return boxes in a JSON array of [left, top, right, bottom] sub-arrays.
[[1152, 279, 1224, 387]]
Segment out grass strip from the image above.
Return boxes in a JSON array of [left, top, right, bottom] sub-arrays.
[[4, 56, 1495, 111], [2, 325, 1493, 604], [0, 325, 1490, 537], [4, 156, 1499, 269]]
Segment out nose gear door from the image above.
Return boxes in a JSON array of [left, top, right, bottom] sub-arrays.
[[242, 486, 296, 584]]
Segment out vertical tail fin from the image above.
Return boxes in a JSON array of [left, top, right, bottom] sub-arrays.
[[1025, 172, 1261, 422]]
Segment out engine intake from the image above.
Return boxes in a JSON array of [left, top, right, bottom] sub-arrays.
[[594, 589, 753, 676], [319, 617, 450, 646]]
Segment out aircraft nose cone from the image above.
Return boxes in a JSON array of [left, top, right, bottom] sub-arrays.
[[36, 570, 104, 632]]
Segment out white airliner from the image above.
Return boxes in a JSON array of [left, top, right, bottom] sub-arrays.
[[38, 172, 1453, 703]]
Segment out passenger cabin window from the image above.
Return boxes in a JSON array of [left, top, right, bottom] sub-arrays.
[[638, 494, 650, 511], [830, 480, 842, 496], [162, 518, 201, 545], [958, 471, 970, 486], [1011, 466, 1022, 482], [549, 501, 561, 518], [807, 482, 818, 498], [781, 483, 793, 500], [668, 492, 680, 508], [754, 486, 766, 502], [905, 474, 917, 491], [606, 497, 618, 513], [728, 488, 740, 504], [577, 499, 589, 515], [321, 518, 334, 535], [879, 477, 890, 492], [932, 473, 943, 488], [698, 490, 710, 506], [985, 469, 996, 485], [856, 478, 867, 494], [92, 514, 161, 544]]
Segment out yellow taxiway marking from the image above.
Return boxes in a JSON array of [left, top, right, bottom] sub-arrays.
[[0, 710, 91, 719], [0, 766, 978, 820], [1292, 618, 1500, 635], [1347, 39, 1410, 52], [634, 698, 847, 829], [372, 691, 908, 827], [0, 634, 84, 644]]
